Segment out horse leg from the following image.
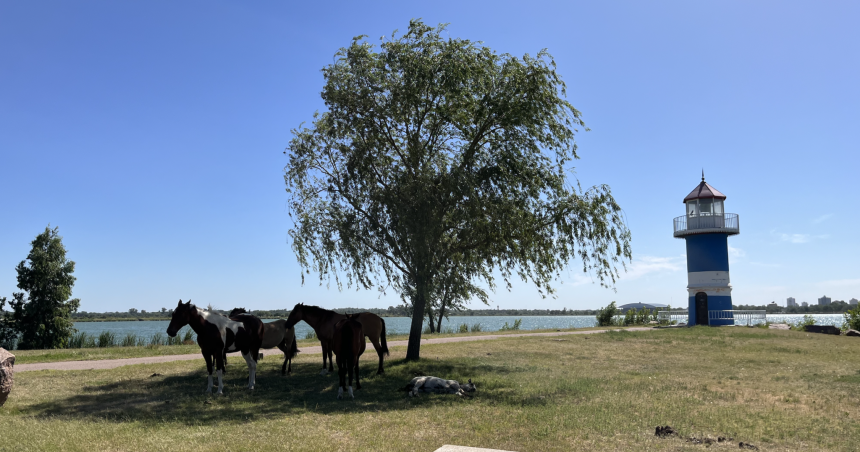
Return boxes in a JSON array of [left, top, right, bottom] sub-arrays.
[[354, 355, 361, 391], [242, 350, 257, 390], [320, 342, 330, 375], [347, 358, 354, 399], [368, 335, 384, 375], [277, 342, 289, 375], [214, 351, 225, 395], [328, 348, 335, 373], [203, 353, 214, 394], [337, 356, 346, 399]]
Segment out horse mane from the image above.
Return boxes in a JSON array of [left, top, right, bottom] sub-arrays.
[[296, 304, 335, 317], [229, 307, 248, 317]]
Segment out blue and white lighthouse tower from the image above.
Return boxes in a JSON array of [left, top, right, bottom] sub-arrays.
[[673, 173, 740, 326]]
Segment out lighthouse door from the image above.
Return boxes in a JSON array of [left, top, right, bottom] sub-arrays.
[[695, 292, 709, 325]]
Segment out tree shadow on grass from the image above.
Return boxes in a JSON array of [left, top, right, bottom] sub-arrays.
[[21, 357, 518, 425]]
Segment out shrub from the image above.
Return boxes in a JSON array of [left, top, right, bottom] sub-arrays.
[[305, 330, 317, 340], [499, 318, 522, 331], [843, 305, 860, 331], [149, 332, 165, 346], [791, 315, 816, 331], [441, 325, 455, 334], [458, 323, 469, 334], [470, 323, 483, 332], [596, 302, 619, 327], [183, 328, 195, 343], [120, 333, 137, 347], [622, 309, 635, 326], [97, 331, 116, 348]]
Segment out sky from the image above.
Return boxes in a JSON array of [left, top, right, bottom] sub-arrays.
[[1, 1, 858, 313]]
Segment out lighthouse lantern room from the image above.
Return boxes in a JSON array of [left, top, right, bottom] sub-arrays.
[[673, 173, 740, 326]]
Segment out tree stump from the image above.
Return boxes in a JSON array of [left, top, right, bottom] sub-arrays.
[[0, 347, 14, 407]]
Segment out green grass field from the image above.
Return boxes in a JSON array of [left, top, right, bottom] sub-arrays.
[[2, 327, 859, 451]]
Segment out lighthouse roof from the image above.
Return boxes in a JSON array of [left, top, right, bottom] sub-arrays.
[[683, 180, 726, 203]]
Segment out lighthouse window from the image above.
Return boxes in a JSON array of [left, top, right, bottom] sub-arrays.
[[714, 200, 723, 214], [699, 199, 713, 215], [687, 201, 698, 216]]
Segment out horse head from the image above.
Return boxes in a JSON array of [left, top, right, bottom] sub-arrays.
[[167, 299, 195, 337], [229, 307, 248, 318], [285, 303, 304, 329]]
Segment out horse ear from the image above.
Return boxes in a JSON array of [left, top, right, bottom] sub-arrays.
[[186, 300, 192, 306], [177, 299, 183, 307]]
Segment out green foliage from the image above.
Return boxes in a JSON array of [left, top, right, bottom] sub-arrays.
[[470, 323, 484, 332], [622, 308, 636, 326], [0, 296, 18, 349], [68, 332, 96, 349], [97, 331, 116, 348], [791, 315, 816, 331], [304, 330, 317, 340], [843, 305, 860, 331], [9, 226, 81, 349], [284, 20, 632, 359], [458, 323, 469, 334], [499, 318, 523, 331], [596, 302, 619, 327], [121, 333, 137, 347]]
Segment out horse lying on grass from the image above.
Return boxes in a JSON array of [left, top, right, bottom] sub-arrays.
[[332, 314, 365, 400], [400, 376, 476, 397], [229, 308, 299, 375], [167, 300, 263, 394]]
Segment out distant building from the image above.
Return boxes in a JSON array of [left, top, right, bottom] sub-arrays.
[[786, 297, 797, 307], [802, 301, 809, 307], [767, 301, 779, 309], [850, 298, 859, 306], [818, 295, 832, 306]]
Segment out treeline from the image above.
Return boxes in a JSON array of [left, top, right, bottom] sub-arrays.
[[71, 305, 601, 321], [733, 301, 855, 314]]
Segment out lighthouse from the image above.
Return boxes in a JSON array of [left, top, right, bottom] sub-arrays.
[[673, 173, 740, 326]]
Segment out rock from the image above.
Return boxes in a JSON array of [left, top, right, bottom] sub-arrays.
[[739, 441, 759, 450], [769, 323, 790, 330], [806, 325, 841, 335], [845, 329, 860, 337], [0, 348, 14, 407]]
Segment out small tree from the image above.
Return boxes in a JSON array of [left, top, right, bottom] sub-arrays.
[[596, 301, 619, 327], [9, 226, 80, 349], [0, 297, 17, 349]]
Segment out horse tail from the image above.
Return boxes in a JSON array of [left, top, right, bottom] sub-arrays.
[[343, 321, 356, 373], [380, 316, 390, 357], [288, 330, 299, 359]]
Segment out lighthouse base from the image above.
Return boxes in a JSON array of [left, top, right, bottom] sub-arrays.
[[687, 288, 733, 326]]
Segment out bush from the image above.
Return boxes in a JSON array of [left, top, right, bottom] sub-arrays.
[[183, 328, 195, 343], [441, 325, 455, 334], [843, 305, 860, 331], [470, 323, 483, 332], [596, 302, 619, 327], [305, 330, 317, 340], [458, 323, 469, 334], [120, 333, 137, 347], [791, 315, 816, 331], [97, 331, 116, 348], [149, 332, 165, 346], [499, 318, 522, 331]]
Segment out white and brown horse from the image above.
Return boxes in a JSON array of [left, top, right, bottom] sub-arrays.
[[229, 308, 299, 375], [285, 304, 389, 375], [167, 300, 264, 394]]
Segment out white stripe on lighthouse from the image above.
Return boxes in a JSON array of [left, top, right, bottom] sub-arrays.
[[687, 271, 731, 287]]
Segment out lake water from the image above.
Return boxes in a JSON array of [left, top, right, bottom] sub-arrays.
[[73, 313, 848, 340]]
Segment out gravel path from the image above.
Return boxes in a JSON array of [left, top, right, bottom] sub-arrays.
[[14, 327, 654, 372]]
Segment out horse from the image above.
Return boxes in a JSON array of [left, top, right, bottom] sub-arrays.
[[166, 300, 264, 394], [332, 313, 365, 399], [285, 303, 389, 375], [229, 308, 299, 375]]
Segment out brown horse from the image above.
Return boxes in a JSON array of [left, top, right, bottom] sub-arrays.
[[229, 308, 298, 375], [167, 300, 264, 394], [285, 304, 389, 375], [332, 314, 365, 399]]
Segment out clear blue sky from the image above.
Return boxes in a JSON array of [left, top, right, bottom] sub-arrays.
[[1, 1, 857, 313]]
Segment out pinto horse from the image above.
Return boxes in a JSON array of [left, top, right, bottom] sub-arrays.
[[167, 300, 264, 394], [285, 303, 389, 375], [229, 308, 299, 375], [332, 314, 365, 399]]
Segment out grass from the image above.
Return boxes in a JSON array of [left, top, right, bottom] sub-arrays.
[[2, 327, 859, 451]]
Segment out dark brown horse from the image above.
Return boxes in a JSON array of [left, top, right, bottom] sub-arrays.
[[167, 300, 264, 394], [285, 303, 389, 375], [332, 314, 365, 399], [229, 308, 298, 375]]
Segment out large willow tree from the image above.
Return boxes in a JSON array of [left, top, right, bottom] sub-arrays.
[[285, 20, 631, 360]]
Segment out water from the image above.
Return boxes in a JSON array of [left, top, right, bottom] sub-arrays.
[[72, 313, 848, 338]]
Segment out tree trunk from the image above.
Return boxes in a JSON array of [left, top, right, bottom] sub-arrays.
[[427, 309, 436, 333], [436, 302, 446, 333], [405, 280, 428, 360]]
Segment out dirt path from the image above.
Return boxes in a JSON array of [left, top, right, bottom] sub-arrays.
[[14, 327, 654, 372]]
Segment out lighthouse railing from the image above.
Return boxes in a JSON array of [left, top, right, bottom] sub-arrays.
[[708, 310, 766, 326], [673, 213, 739, 236], [657, 310, 689, 324]]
